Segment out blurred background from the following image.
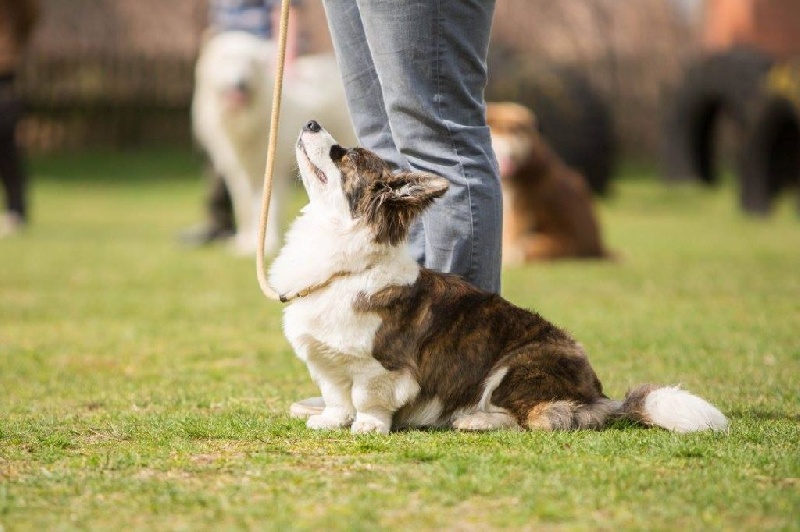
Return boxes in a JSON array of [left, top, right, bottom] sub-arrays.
[[9, 0, 800, 209]]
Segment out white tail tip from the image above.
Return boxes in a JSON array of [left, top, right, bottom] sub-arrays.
[[644, 386, 728, 433]]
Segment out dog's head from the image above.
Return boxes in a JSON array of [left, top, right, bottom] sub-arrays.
[[296, 120, 449, 246], [486, 102, 541, 179], [197, 31, 274, 111]]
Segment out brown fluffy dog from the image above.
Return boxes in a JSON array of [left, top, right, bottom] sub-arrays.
[[487, 102, 611, 264]]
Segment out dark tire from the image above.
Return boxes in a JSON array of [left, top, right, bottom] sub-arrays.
[[487, 60, 616, 196], [660, 46, 774, 185], [738, 94, 800, 214]]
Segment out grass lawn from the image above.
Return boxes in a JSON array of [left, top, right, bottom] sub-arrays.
[[1, 149, 798, 530]]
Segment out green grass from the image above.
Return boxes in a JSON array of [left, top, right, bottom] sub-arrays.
[[1, 149, 798, 530]]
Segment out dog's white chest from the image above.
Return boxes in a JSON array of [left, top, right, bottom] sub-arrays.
[[282, 284, 382, 361]]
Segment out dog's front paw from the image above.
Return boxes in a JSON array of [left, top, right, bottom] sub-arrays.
[[231, 233, 257, 256], [351, 420, 390, 434], [307, 412, 353, 431], [351, 413, 391, 434]]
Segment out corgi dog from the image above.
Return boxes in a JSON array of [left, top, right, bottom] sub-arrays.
[[487, 102, 611, 264], [268, 120, 728, 435]]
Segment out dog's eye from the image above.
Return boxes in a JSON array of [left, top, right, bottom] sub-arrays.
[[330, 145, 347, 161]]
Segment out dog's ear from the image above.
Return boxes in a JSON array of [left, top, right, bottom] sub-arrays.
[[385, 172, 450, 205], [364, 172, 449, 245]]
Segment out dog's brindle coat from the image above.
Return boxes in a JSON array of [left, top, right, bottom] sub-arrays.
[[326, 140, 612, 429], [272, 122, 727, 434], [356, 270, 618, 429]]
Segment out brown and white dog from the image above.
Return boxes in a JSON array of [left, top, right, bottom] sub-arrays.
[[268, 120, 727, 435], [487, 102, 611, 264]]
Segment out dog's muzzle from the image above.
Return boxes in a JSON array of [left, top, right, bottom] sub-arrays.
[[303, 120, 322, 133], [224, 86, 251, 109], [297, 138, 328, 184]]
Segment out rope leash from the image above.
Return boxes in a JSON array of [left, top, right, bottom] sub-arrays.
[[255, 0, 369, 304], [255, 0, 291, 301]]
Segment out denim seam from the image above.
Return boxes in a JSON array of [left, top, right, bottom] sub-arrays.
[[432, 0, 477, 285]]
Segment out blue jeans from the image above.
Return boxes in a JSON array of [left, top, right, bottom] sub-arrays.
[[322, 0, 502, 294]]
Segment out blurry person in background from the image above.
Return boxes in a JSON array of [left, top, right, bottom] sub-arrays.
[[180, 0, 302, 246], [209, 0, 301, 63], [0, 0, 38, 237]]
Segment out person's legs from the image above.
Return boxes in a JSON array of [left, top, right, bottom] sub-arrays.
[[321, 0, 426, 264], [0, 90, 27, 227], [207, 170, 236, 235], [177, 166, 236, 246], [321, 0, 406, 170], [354, 0, 502, 293]]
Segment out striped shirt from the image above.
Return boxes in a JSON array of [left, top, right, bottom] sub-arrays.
[[209, 0, 299, 39]]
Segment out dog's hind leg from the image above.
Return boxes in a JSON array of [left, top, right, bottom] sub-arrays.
[[451, 366, 522, 430], [489, 348, 612, 430], [452, 411, 521, 431], [351, 365, 420, 434], [526, 398, 620, 430]]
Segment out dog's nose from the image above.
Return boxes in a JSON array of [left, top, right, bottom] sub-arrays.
[[303, 120, 321, 133]]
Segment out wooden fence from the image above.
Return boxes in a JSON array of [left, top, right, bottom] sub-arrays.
[[17, 53, 196, 151], [15, 0, 700, 158]]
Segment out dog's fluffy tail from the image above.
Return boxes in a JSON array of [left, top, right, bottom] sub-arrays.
[[616, 384, 728, 433], [524, 385, 727, 433]]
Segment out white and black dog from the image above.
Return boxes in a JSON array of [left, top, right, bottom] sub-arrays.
[[268, 121, 728, 435]]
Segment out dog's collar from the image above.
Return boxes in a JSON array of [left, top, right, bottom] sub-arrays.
[[277, 264, 376, 303]]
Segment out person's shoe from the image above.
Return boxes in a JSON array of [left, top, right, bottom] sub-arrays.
[[289, 396, 325, 419], [177, 223, 235, 246], [0, 212, 25, 238]]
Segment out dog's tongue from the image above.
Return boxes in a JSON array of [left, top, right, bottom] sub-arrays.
[[496, 155, 514, 178], [225, 89, 250, 109]]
